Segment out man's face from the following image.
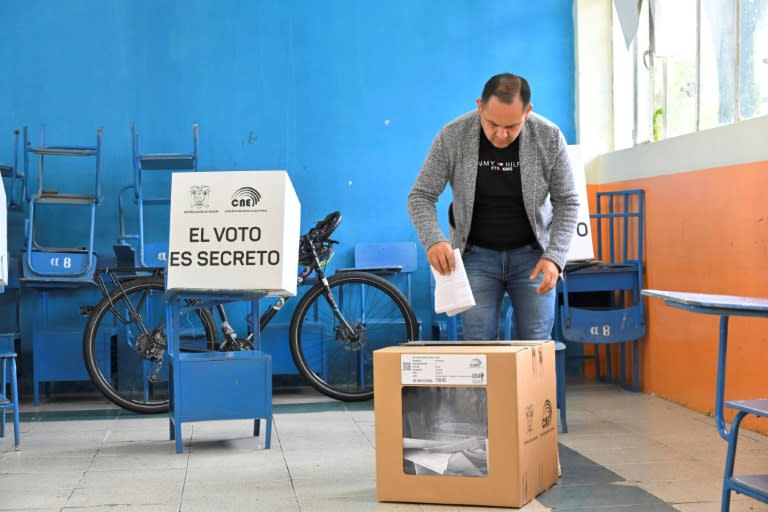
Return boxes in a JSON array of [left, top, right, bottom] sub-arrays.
[[476, 95, 532, 149]]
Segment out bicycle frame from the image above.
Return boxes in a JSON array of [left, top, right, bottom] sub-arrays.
[[215, 230, 359, 351]]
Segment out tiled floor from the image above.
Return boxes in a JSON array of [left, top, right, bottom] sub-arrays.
[[2, 380, 768, 511]]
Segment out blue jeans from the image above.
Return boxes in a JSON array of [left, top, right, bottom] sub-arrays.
[[461, 243, 555, 341]]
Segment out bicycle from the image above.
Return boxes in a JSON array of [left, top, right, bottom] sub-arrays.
[[81, 211, 419, 414]]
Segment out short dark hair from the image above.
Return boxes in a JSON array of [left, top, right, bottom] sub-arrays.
[[480, 73, 531, 107]]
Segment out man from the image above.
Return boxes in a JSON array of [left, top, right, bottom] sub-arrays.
[[408, 73, 579, 340]]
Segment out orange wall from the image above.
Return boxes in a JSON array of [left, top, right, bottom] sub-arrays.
[[588, 161, 768, 432]]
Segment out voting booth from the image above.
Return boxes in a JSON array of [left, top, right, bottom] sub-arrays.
[[166, 170, 300, 295], [164, 170, 300, 453]]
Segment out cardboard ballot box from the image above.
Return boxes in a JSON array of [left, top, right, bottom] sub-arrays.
[[166, 170, 300, 295], [374, 341, 559, 508]]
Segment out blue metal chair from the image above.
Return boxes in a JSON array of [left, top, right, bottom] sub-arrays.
[[0, 308, 21, 450], [556, 189, 646, 391], [0, 341, 20, 450], [0, 260, 21, 449], [350, 241, 420, 339], [21, 126, 102, 282], [113, 123, 198, 269], [20, 126, 104, 403], [352, 242, 418, 299]]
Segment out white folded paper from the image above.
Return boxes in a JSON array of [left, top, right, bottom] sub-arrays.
[[431, 248, 476, 317]]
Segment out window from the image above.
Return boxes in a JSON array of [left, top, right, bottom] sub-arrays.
[[612, 0, 768, 147], [740, 0, 768, 119]]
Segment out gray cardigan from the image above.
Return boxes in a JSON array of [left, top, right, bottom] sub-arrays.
[[407, 110, 580, 271]]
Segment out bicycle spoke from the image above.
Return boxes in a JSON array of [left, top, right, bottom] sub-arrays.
[[290, 271, 417, 401], [83, 277, 216, 413]]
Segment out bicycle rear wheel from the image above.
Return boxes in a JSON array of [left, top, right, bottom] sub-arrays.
[[82, 276, 217, 414], [289, 271, 418, 401]]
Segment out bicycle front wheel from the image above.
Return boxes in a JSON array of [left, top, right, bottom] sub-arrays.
[[82, 276, 217, 414], [289, 271, 418, 401]]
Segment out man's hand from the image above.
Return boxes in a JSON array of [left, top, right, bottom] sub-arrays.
[[427, 241, 455, 276], [529, 258, 560, 294]]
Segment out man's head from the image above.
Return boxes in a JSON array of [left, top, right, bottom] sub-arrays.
[[476, 73, 533, 148]]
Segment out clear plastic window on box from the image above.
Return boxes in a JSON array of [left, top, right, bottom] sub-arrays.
[[401, 387, 488, 477]]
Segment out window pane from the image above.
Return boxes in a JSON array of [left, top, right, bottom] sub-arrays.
[[613, 3, 634, 149], [700, 0, 737, 129], [654, 0, 698, 137], [739, 0, 768, 119], [635, 0, 652, 144]]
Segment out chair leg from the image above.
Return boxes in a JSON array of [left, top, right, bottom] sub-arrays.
[[1, 357, 6, 439], [555, 342, 567, 433], [0, 355, 20, 449], [721, 412, 746, 512], [10, 356, 20, 449], [632, 339, 640, 392]]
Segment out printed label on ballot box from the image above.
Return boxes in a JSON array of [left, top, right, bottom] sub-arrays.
[[401, 354, 487, 385]]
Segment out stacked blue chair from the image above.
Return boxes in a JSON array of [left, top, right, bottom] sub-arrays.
[[22, 126, 102, 281], [99, 123, 199, 408], [1, 132, 22, 446], [113, 123, 198, 269], [21, 126, 104, 404], [555, 189, 646, 391]]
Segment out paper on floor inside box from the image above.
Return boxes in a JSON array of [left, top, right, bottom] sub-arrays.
[[431, 248, 475, 316]]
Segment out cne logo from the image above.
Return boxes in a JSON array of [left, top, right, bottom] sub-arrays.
[[231, 187, 261, 208], [541, 400, 553, 429]]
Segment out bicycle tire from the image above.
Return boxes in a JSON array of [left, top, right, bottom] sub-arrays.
[[82, 276, 217, 414], [289, 271, 418, 401]]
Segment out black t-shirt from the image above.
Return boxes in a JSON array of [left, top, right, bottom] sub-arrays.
[[467, 128, 536, 249]]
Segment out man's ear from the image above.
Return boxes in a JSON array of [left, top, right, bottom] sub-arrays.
[[476, 98, 484, 113], [522, 102, 533, 121]]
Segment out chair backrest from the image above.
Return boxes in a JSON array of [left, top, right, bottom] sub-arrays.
[[354, 242, 417, 272], [354, 242, 417, 299]]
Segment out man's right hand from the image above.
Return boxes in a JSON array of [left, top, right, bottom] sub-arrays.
[[427, 241, 456, 276]]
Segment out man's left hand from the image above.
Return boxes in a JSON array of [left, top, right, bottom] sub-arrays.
[[529, 258, 560, 294]]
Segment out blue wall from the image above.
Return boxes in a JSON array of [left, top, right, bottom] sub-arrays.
[[1, 1, 575, 344]]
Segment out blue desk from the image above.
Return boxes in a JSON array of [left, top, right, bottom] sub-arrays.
[[165, 290, 272, 454], [642, 289, 768, 512]]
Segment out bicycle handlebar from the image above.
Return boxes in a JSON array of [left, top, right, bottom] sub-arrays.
[[298, 211, 342, 266], [306, 211, 342, 243]]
